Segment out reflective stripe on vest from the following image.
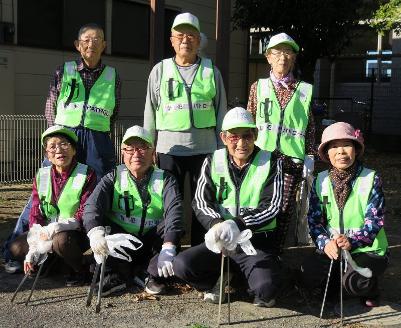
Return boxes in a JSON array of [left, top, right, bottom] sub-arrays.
[[109, 165, 164, 235], [36, 163, 88, 223], [255, 78, 312, 159], [55, 61, 116, 132], [210, 148, 276, 231], [156, 57, 216, 131], [316, 168, 388, 256]]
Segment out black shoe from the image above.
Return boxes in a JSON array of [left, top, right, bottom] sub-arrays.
[[145, 276, 166, 295], [65, 271, 88, 287], [94, 273, 126, 297]]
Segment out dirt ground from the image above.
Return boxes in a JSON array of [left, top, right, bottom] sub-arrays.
[[0, 148, 400, 328]]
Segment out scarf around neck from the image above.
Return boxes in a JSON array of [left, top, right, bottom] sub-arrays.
[[269, 70, 295, 90], [328, 162, 359, 210]]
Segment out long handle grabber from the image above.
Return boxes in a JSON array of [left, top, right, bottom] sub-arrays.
[[317, 258, 334, 327], [86, 263, 101, 307]]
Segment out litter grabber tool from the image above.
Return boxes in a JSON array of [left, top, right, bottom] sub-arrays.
[[10, 253, 47, 305], [317, 258, 333, 327]]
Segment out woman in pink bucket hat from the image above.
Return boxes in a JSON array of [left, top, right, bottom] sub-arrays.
[[299, 122, 389, 308]]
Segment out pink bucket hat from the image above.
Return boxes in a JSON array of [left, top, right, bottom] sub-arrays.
[[318, 122, 365, 162]]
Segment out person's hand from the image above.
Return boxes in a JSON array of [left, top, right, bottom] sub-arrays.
[[24, 249, 39, 274], [87, 226, 109, 264], [336, 234, 352, 251], [323, 239, 339, 260], [23, 261, 34, 274], [205, 220, 240, 253], [157, 244, 176, 278]]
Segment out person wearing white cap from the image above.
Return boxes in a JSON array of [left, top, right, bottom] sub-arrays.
[[143, 12, 228, 247], [8, 126, 97, 286], [247, 32, 316, 254], [173, 107, 285, 307], [83, 125, 184, 296]]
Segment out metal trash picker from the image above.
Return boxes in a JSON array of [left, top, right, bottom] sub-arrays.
[[10, 253, 47, 305]]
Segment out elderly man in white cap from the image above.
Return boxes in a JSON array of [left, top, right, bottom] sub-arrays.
[[83, 125, 184, 296], [143, 12, 228, 247], [173, 107, 285, 307], [247, 32, 316, 254]]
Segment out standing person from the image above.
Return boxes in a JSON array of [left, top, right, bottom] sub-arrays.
[[46, 23, 121, 179], [247, 32, 316, 253], [173, 107, 284, 307], [144, 12, 227, 246], [83, 126, 184, 296], [300, 122, 389, 307], [3, 23, 121, 272], [9, 126, 97, 286]]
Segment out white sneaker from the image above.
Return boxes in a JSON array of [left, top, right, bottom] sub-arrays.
[[203, 271, 233, 304], [5, 260, 22, 274]]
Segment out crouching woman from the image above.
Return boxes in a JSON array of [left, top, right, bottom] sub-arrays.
[[300, 122, 389, 307], [9, 126, 96, 286]]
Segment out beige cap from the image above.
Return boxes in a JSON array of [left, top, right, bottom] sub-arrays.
[[172, 12, 200, 32]]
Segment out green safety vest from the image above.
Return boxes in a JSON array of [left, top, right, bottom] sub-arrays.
[[210, 148, 276, 232], [316, 168, 388, 256], [156, 57, 217, 131], [55, 61, 116, 132], [108, 165, 164, 236], [255, 78, 312, 159], [36, 163, 88, 223]]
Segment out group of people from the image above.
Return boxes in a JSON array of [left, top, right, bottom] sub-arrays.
[[3, 12, 388, 310]]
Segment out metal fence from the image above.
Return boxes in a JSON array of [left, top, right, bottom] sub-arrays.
[[0, 115, 142, 184]]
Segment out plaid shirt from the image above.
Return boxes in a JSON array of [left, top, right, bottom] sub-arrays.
[[45, 58, 121, 127], [308, 167, 385, 251]]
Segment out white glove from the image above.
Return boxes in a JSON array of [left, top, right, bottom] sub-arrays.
[[157, 244, 176, 278], [106, 233, 143, 262], [205, 220, 241, 253], [27, 224, 53, 254], [25, 250, 48, 266], [87, 226, 109, 264]]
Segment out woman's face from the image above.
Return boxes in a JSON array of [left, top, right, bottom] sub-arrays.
[[45, 135, 76, 172], [327, 139, 356, 171], [266, 44, 296, 78]]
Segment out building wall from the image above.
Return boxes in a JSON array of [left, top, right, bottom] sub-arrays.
[[0, 0, 247, 117]]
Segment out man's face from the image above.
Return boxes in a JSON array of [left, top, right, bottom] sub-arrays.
[[74, 28, 106, 66], [122, 138, 154, 177], [170, 25, 200, 61], [220, 128, 256, 167]]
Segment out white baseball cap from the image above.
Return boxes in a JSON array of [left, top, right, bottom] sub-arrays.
[[172, 12, 200, 33], [222, 107, 256, 131], [122, 126, 153, 146], [266, 33, 299, 53]]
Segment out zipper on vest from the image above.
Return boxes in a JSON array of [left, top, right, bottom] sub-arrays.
[[138, 199, 150, 237]]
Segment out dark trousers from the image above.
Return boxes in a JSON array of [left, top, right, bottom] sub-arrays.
[[72, 127, 116, 181], [173, 233, 281, 302], [157, 153, 207, 246], [105, 221, 164, 282], [300, 249, 389, 299], [9, 230, 89, 272]]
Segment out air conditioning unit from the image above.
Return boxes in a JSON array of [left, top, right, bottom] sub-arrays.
[[0, 22, 15, 44]]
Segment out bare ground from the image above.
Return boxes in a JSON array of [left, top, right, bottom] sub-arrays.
[[0, 149, 400, 328]]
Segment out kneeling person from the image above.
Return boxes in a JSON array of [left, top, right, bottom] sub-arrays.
[[9, 126, 97, 286], [173, 107, 284, 307], [83, 126, 184, 296]]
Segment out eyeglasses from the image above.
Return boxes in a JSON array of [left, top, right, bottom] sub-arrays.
[[226, 133, 254, 144], [79, 37, 103, 45], [122, 146, 151, 155], [46, 142, 71, 153], [270, 49, 295, 58], [171, 33, 198, 42]]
